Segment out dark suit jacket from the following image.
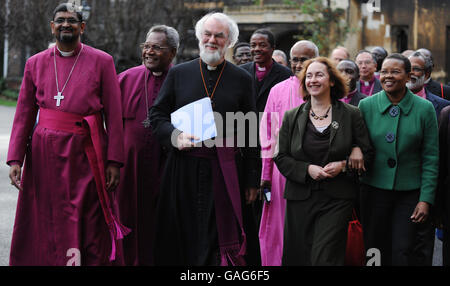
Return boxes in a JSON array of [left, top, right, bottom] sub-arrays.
[[349, 91, 366, 107], [437, 106, 450, 225], [240, 60, 292, 112], [274, 100, 374, 201], [426, 89, 450, 118], [356, 77, 382, 96], [426, 79, 450, 101]]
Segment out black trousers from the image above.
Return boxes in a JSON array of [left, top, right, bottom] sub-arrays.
[[360, 184, 431, 266]]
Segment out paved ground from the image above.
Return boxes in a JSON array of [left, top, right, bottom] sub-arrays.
[[0, 104, 444, 266], [0, 105, 18, 266]]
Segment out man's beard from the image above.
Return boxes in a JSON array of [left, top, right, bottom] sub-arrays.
[[199, 43, 224, 66], [406, 74, 425, 91], [56, 28, 78, 44]]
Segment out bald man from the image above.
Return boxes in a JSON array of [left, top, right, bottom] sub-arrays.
[[330, 46, 350, 65]]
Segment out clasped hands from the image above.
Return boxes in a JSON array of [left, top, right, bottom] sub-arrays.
[[308, 146, 365, 181]]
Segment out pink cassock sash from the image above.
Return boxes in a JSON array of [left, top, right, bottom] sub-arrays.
[[38, 108, 130, 261]]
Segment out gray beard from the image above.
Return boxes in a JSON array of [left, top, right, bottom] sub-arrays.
[[199, 45, 223, 66], [406, 75, 425, 91]]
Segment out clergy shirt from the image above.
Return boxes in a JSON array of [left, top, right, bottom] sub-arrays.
[[341, 89, 357, 104], [360, 77, 376, 96], [256, 61, 273, 82], [414, 87, 427, 99], [7, 43, 124, 166]]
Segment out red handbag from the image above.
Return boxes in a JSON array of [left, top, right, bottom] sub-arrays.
[[345, 209, 365, 266]]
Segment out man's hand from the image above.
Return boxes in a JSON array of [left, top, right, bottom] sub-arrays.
[[9, 165, 22, 191], [177, 132, 199, 151], [411, 201, 430, 223], [308, 165, 332, 181], [245, 187, 258, 205], [105, 164, 120, 192]]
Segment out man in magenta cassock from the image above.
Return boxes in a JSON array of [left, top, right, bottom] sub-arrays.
[[116, 25, 178, 266], [7, 3, 128, 266]]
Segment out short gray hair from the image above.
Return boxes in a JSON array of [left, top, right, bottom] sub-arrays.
[[195, 12, 239, 48], [146, 25, 180, 51], [410, 51, 433, 74], [273, 50, 287, 62], [290, 40, 319, 58]]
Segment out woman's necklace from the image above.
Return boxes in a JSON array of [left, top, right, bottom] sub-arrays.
[[310, 105, 331, 120]]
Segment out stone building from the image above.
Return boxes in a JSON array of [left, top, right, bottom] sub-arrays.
[[3, 0, 450, 84]]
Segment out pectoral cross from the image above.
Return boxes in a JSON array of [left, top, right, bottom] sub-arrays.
[[142, 116, 151, 128], [54, 92, 64, 107]]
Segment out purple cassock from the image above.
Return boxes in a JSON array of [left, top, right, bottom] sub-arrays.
[[7, 43, 125, 266], [116, 64, 169, 265], [259, 76, 303, 266]]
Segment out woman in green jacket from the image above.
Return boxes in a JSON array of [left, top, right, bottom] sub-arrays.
[[358, 53, 439, 266]]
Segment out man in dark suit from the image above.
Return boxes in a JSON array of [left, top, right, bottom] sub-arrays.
[[417, 48, 450, 100], [240, 29, 292, 112], [239, 29, 292, 265], [437, 105, 450, 266], [407, 52, 450, 265], [337, 59, 366, 107]]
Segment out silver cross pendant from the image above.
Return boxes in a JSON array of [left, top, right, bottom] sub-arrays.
[[142, 117, 151, 128]]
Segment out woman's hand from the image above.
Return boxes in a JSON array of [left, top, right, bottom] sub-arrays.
[[308, 165, 332, 181], [323, 161, 345, 178], [411, 202, 430, 223], [348, 146, 365, 174]]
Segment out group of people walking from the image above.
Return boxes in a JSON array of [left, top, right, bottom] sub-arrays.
[[6, 2, 450, 267]]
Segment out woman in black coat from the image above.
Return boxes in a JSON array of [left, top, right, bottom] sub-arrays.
[[274, 57, 374, 266]]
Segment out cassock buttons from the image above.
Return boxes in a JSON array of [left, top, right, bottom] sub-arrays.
[[389, 106, 400, 117], [385, 132, 395, 143], [387, 158, 396, 168]]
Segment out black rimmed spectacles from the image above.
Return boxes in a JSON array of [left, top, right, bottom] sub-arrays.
[[140, 43, 170, 52], [54, 17, 82, 25]]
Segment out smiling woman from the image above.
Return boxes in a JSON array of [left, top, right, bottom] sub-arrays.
[[358, 53, 439, 266], [274, 57, 374, 266]]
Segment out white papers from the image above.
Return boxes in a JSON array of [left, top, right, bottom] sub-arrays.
[[170, 97, 217, 143]]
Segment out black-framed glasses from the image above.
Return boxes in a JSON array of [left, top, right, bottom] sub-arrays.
[[140, 43, 170, 52], [290, 57, 309, 64], [412, 67, 424, 73], [54, 17, 82, 25]]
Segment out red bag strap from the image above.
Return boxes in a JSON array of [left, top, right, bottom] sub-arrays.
[[441, 83, 444, 99], [352, 208, 359, 220]]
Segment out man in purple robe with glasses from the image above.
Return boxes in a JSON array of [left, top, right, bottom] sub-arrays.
[[116, 25, 178, 266]]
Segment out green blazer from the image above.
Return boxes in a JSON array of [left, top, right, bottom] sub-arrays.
[[274, 100, 374, 201], [358, 89, 439, 204]]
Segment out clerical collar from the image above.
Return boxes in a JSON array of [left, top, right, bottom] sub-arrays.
[[57, 47, 74, 57], [201, 59, 225, 72], [55, 42, 83, 57], [361, 76, 375, 86], [152, 71, 163, 77]]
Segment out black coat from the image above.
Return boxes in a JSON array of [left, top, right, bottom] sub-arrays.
[[240, 60, 293, 112], [426, 78, 450, 101], [349, 90, 366, 107], [274, 100, 374, 200]]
